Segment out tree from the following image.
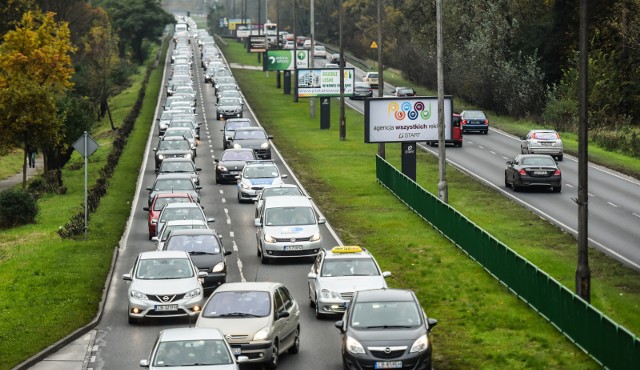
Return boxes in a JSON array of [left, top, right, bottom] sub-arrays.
[[0, 10, 75, 188]]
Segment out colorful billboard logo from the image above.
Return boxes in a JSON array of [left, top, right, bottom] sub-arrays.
[[387, 101, 431, 121]]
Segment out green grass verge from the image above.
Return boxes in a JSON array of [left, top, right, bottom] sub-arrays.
[[0, 43, 165, 369], [0, 149, 27, 181], [221, 42, 639, 369]]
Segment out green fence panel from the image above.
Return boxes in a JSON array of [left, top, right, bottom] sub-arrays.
[[375, 155, 639, 369]]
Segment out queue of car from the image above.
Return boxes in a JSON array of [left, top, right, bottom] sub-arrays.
[[133, 17, 441, 370]]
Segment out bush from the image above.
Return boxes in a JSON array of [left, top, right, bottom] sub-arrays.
[[0, 188, 38, 228]]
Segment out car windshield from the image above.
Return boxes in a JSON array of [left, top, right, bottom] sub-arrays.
[[321, 259, 379, 277], [262, 187, 302, 198], [367, 73, 378, 78], [167, 129, 193, 139], [159, 207, 205, 223], [351, 301, 422, 328], [169, 121, 193, 129], [155, 179, 195, 191], [160, 161, 195, 173], [135, 258, 194, 280], [244, 166, 278, 179], [202, 291, 271, 318], [153, 197, 192, 211], [235, 130, 267, 140], [464, 111, 486, 119], [221, 151, 254, 161], [166, 235, 220, 253], [520, 157, 556, 166], [219, 98, 241, 106], [153, 339, 233, 367], [264, 206, 315, 226], [227, 121, 252, 131], [159, 224, 208, 241], [158, 140, 190, 151], [221, 91, 241, 98]]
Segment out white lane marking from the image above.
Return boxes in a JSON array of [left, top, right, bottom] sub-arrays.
[[502, 156, 509, 160], [237, 259, 246, 282], [608, 202, 618, 208], [219, 189, 224, 194], [566, 184, 574, 188], [224, 208, 231, 224], [221, 198, 226, 203], [478, 146, 485, 149], [633, 213, 640, 219], [230, 231, 235, 238], [490, 151, 496, 155], [588, 193, 594, 197]]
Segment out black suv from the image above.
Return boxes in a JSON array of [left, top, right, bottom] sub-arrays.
[[335, 288, 438, 370]]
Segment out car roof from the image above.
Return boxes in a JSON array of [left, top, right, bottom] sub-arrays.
[[354, 288, 416, 303], [160, 157, 194, 163], [159, 327, 226, 342], [153, 192, 192, 199], [162, 202, 202, 209], [167, 228, 217, 237], [324, 246, 375, 260], [529, 129, 558, 133], [263, 195, 312, 208], [215, 281, 282, 293], [164, 219, 207, 227], [234, 126, 264, 132], [155, 173, 196, 180], [139, 250, 190, 259]]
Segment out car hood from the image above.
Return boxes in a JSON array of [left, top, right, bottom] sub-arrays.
[[319, 276, 387, 293], [233, 139, 268, 149], [351, 326, 426, 346], [264, 224, 318, 237], [150, 364, 238, 370], [188, 253, 224, 270], [157, 149, 191, 156], [131, 277, 199, 294], [197, 316, 271, 337], [219, 160, 247, 170], [245, 178, 278, 186]]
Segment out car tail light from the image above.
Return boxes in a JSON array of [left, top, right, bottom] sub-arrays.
[[554, 169, 561, 175], [483, 119, 489, 125], [461, 119, 467, 125], [518, 169, 527, 175]]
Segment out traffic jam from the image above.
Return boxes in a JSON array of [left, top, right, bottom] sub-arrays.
[[129, 17, 438, 370]]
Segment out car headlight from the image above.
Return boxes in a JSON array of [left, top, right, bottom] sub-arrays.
[[212, 261, 225, 272], [260, 142, 270, 149], [184, 287, 202, 299], [240, 181, 251, 190], [218, 165, 228, 172], [320, 289, 340, 299], [264, 234, 276, 243], [185, 153, 192, 159], [233, 143, 242, 149], [130, 290, 148, 300], [409, 334, 428, 353], [159, 123, 168, 129], [157, 154, 164, 160], [346, 336, 365, 355], [253, 326, 270, 341], [310, 232, 321, 242]]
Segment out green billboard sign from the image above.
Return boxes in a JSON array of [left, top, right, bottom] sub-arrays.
[[264, 50, 309, 71]]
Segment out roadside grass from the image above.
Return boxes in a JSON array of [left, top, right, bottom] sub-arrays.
[[222, 42, 639, 368], [0, 43, 163, 369], [0, 149, 25, 180]]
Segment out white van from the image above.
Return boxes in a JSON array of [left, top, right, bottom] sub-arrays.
[[175, 23, 188, 33], [255, 196, 326, 264]]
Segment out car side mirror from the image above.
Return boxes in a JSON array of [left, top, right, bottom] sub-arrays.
[[151, 219, 158, 225], [143, 206, 149, 211], [382, 271, 392, 278], [254, 218, 262, 227], [506, 160, 514, 165], [224, 250, 232, 256], [207, 218, 215, 223], [318, 217, 326, 224], [307, 272, 317, 279], [140, 359, 150, 367], [281, 174, 288, 179], [146, 186, 152, 191], [335, 320, 345, 333], [123, 273, 132, 281], [427, 318, 438, 331], [276, 310, 290, 320], [151, 236, 159, 242], [153, 148, 157, 152], [237, 356, 249, 363], [214, 159, 219, 163], [197, 271, 208, 278], [196, 186, 203, 190], [267, 135, 274, 139], [195, 167, 202, 171]]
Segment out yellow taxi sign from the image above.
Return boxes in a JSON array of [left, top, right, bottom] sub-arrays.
[[331, 246, 363, 254], [370, 41, 378, 49]]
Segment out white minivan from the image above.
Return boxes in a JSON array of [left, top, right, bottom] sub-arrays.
[[255, 196, 326, 264]]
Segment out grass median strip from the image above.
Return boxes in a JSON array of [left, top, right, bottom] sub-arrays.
[[221, 41, 639, 369]]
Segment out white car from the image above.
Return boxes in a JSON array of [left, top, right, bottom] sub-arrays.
[[123, 250, 207, 324], [283, 40, 294, 49], [236, 161, 287, 202], [308, 246, 391, 318], [313, 45, 327, 58], [521, 129, 564, 161]]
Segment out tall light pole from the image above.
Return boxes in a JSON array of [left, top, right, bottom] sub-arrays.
[[436, 0, 447, 202], [310, 0, 315, 117], [339, 0, 346, 140], [576, 0, 591, 302], [293, 0, 298, 102], [376, 0, 384, 157]]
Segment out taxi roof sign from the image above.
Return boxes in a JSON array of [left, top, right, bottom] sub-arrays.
[[331, 246, 363, 254]]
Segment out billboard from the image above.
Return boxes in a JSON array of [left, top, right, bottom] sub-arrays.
[[296, 68, 355, 97], [249, 36, 267, 53], [264, 50, 309, 71], [364, 97, 453, 143], [236, 23, 260, 38]]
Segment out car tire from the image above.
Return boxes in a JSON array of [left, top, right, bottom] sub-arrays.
[[315, 302, 325, 319], [513, 182, 520, 192], [265, 340, 279, 370], [260, 250, 269, 264], [504, 175, 510, 188], [557, 155, 563, 161], [309, 287, 316, 308], [484, 130, 488, 135], [553, 186, 562, 193], [215, 176, 220, 185], [521, 147, 527, 154], [128, 315, 138, 325], [288, 327, 300, 354]]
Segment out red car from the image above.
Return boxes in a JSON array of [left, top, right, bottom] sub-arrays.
[[142, 193, 196, 239], [425, 113, 463, 147]]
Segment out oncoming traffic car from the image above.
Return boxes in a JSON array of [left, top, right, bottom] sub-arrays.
[[504, 154, 562, 193], [520, 129, 564, 161], [308, 246, 391, 318], [335, 288, 438, 370], [362, 72, 379, 88], [460, 110, 489, 135]]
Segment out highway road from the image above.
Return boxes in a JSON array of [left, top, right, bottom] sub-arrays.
[[337, 60, 640, 272], [89, 38, 345, 369]]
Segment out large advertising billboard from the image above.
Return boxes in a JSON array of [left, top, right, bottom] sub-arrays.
[[364, 97, 453, 143], [264, 50, 309, 71], [249, 36, 267, 52], [296, 68, 355, 97], [236, 23, 260, 38]]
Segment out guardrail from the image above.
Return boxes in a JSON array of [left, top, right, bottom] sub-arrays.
[[321, 43, 371, 71], [375, 154, 640, 370]]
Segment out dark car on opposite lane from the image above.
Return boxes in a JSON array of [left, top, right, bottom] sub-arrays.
[[504, 154, 562, 192], [460, 110, 489, 134]]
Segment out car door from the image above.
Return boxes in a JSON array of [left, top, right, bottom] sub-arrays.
[[521, 132, 532, 153], [275, 286, 299, 350], [308, 253, 323, 304]]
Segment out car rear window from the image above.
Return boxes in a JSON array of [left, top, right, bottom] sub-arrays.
[[532, 132, 558, 140], [166, 235, 220, 253]]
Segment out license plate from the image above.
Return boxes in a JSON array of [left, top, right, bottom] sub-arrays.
[[374, 361, 402, 369], [231, 347, 242, 355], [230, 171, 239, 175], [155, 304, 178, 311], [285, 245, 303, 250], [541, 142, 552, 146], [533, 171, 547, 175]]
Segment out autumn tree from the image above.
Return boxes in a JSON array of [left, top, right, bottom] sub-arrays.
[[0, 10, 75, 188]]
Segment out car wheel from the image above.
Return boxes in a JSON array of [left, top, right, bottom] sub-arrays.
[[315, 301, 324, 319], [521, 147, 527, 154], [288, 327, 300, 354], [265, 340, 279, 370], [553, 186, 562, 193], [484, 130, 488, 135], [513, 182, 520, 192], [504, 175, 510, 188], [557, 155, 563, 161], [309, 287, 316, 308], [215, 176, 220, 185], [128, 315, 138, 325], [260, 250, 269, 264]]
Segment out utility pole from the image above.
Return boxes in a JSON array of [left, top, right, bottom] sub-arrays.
[[376, 0, 385, 158], [276, 0, 281, 88], [310, 0, 316, 117], [436, 0, 447, 202], [576, 0, 591, 302], [293, 0, 298, 102], [339, 0, 346, 140]]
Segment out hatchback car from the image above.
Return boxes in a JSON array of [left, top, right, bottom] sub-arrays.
[[230, 127, 273, 159], [350, 82, 373, 100], [460, 110, 489, 134], [335, 288, 438, 370], [216, 84, 240, 102], [393, 87, 416, 97], [521, 129, 564, 161], [504, 154, 562, 192], [196, 282, 301, 369], [143, 192, 197, 239], [215, 148, 257, 184], [222, 118, 253, 150], [216, 97, 244, 120], [154, 219, 209, 251], [154, 202, 214, 238], [161, 229, 232, 294], [123, 250, 206, 324], [140, 327, 246, 369], [314, 45, 327, 58], [237, 161, 288, 202], [164, 127, 197, 151], [147, 173, 202, 207], [308, 246, 391, 318], [156, 157, 201, 185], [153, 136, 194, 169], [363, 72, 379, 88], [254, 196, 326, 263]]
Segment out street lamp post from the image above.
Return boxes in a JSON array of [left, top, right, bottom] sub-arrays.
[[293, 0, 298, 102], [377, 0, 384, 157], [436, 0, 448, 202], [339, 0, 346, 140]]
